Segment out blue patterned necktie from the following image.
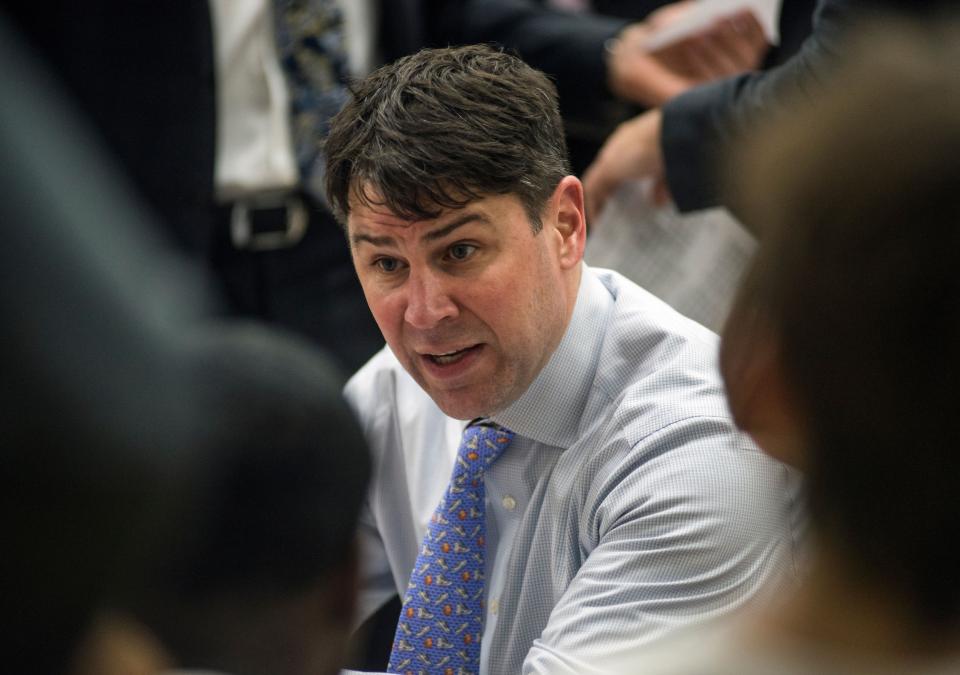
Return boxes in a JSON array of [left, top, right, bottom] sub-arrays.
[[273, 0, 349, 201], [388, 422, 515, 675]]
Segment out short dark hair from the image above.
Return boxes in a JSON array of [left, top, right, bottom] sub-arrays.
[[727, 19, 960, 628], [324, 44, 571, 231], [126, 324, 371, 667]]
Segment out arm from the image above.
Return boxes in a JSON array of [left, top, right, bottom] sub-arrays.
[[662, 0, 852, 211], [584, 0, 872, 216], [584, 0, 859, 216], [428, 0, 629, 106], [522, 418, 801, 673], [354, 502, 400, 626], [428, 0, 768, 109]]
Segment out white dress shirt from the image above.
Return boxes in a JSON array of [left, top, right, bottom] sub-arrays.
[[209, 0, 298, 201], [208, 0, 377, 202], [345, 264, 805, 674]]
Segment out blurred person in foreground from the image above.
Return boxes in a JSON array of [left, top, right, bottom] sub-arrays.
[[0, 12, 371, 673], [0, 9, 211, 672], [326, 44, 803, 674], [609, 19, 960, 673], [91, 326, 372, 675]]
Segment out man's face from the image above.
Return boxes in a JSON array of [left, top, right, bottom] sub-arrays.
[[348, 186, 583, 420]]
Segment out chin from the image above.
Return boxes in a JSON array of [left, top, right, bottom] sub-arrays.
[[433, 397, 485, 421], [430, 387, 504, 421]]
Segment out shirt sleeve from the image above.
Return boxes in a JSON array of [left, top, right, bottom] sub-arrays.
[[521, 416, 802, 674], [343, 354, 403, 625], [354, 498, 400, 626]]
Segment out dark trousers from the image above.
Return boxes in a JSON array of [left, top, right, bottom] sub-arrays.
[[209, 195, 383, 378]]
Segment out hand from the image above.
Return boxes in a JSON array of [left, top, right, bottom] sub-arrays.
[[654, 9, 769, 82], [607, 4, 769, 107], [607, 22, 689, 107], [583, 108, 669, 224]]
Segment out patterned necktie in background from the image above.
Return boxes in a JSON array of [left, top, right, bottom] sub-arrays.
[[388, 422, 515, 675], [273, 0, 349, 202]]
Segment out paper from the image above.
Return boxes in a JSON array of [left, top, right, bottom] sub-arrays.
[[585, 180, 757, 333], [644, 0, 782, 51]]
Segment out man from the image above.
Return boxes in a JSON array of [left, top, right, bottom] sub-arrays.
[[583, 0, 954, 218], [326, 45, 802, 674], [2, 0, 762, 376]]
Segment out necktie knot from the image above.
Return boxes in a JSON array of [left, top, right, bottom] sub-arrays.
[[458, 422, 514, 476]]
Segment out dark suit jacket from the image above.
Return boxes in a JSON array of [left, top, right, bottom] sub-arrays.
[[424, 0, 628, 113], [662, 0, 954, 212], [420, 0, 816, 175], [6, 0, 430, 257], [6, 1, 217, 255]]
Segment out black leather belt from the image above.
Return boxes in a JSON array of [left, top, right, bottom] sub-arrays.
[[222, 191, 308, 251]]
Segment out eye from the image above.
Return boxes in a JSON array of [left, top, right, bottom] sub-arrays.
[[374, 257, 403, 273], [447, 243, 477, 261]]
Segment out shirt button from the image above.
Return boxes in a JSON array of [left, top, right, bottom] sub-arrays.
[[490, 598, 500, 615], [502, 495, 517, 511]]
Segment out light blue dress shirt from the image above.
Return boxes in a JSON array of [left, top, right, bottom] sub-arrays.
[[344, 265, 804, 674]]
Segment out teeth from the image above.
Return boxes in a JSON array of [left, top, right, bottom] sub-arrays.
[[428, 347, 472, 365]]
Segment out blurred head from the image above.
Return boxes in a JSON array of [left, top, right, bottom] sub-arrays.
[[325, 46, 585, 419], [126, 325, 371, 675], [722, 19, 960, 630]]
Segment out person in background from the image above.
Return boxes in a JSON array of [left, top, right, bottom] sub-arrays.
[[425, 0, 777, 173], [4, 0, 385, 375], [614, 18, 960, 673], [326, 45, 803, 675], [583, 0, 955, 220]]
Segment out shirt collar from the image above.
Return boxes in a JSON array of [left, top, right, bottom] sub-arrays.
[[491, 264, 613, 447]]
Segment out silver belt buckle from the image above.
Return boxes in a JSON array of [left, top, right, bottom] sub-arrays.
[[230, 192, 308, 251]]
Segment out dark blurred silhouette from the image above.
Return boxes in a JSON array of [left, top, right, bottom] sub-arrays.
[[0, 11, 213, 672], [117, 325, 370, 675], [1, 13, 370, 675], [713, 17, 960, 673]]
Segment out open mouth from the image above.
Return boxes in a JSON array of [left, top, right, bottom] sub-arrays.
[[425, 344, 481, 366]]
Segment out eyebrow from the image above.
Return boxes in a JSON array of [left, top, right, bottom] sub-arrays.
[[350, 232, 395, 248], [422, 213, 489, 242], [351, 212, 490, 249]]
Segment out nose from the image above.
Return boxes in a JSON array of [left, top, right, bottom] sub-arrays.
[[403, 268, 458, 330]]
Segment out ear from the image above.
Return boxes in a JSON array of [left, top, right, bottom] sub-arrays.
[[548, 175, 587, 270], [721, 318, 807, 470]]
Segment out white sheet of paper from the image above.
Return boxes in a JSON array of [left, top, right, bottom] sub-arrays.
[[643, 0, 782, 50], [585, 180, 756, 333]]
